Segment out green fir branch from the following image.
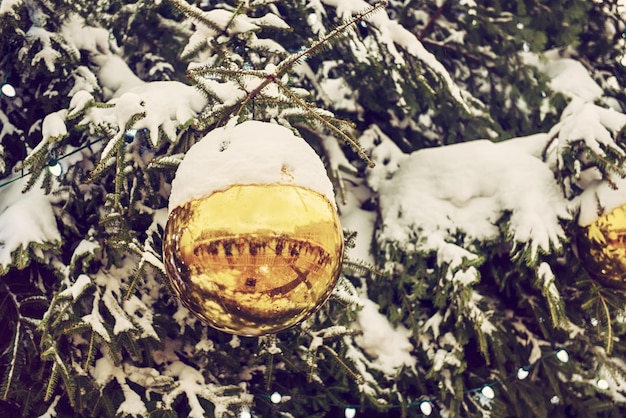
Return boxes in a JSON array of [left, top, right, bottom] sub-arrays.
[[113, 147, 125, 210], [88, 112, 145, 183], [0, 320, 21, 400], [275, 82, 374, 167], [167, 0, 226, 35], [584, 147, 626, 179], [83, 331, 98, 371], [147, 154, 184, 171], [226, 1, 248, 34], [318, 345, 364, 386], [581, 285, 623, 354], [44, 362, 60, 403], [124, 260, 146, 300], [275, 1, 388, 78], [184, 2, 382, 167], [117, 332, 143, 363]]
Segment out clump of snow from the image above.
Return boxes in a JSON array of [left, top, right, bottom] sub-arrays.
[[26, 27, 61, 71], [67, 90, 94, 118], [545, 99, 626, 172], [338, 181, 376, 264], [352, 298, 416, 375], [91, 355, 148, 417], [0, 0, 21, 15], [254, 13, 290, 30], [41, 109, 68, 142], [92, 54, 144, 99], [162, 361, 239, 418], [168, 120, 336, 211], [359, 125, 407, 192], [37, 396, 61, 418], [61, 16, 110, 57], [375, 137, 570, 261], [523, 49, 626, 224], [578, 174, 626, 226], [318, 61, 360, 112], [77, 51, 209, 158], [202, 8, 260, 34], [0, 180, 61, 269], [115, 81, 207, 146], [58, 274, 92, 300], [124, 296, 160, 340], [523, 52, 603, 102], [81, 292, 111, 343], [0, 110, 23, 146]]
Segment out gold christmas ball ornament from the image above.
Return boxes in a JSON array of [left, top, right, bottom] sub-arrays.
[[163, 121, 343, 336], [577, 204, 626, 285]]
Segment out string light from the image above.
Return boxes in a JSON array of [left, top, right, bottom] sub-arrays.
[[253, 348, 585, 416], [239, 409, 252, 418], [597, 379, 609, 390], [0, 137, 105, 189]]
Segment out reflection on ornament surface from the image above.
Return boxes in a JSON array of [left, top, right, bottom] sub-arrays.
[[163, 184, 344, 336], [577, 204, 626, 284]]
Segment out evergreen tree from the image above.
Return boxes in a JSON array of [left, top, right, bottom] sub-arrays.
[[1, 0, 626, 417]]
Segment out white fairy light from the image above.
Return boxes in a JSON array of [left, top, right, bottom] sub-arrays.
[[481, 386, 495, 399], [419, 401, 433, 416], [517, 367, 530, 380], [597, 379, 610, 390], [47, 160, 63, 176], [1, 82, 16, 97], [344, 407, 357, 418], [270, 392, 282, 404], [240, 409, 252, 418], [550, 395, 560, 405], [556, 349, 569, 363]]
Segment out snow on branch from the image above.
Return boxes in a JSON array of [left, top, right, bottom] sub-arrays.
[[375, 136, 570, 266], [524, 50, 626, 205], [536, 262, 568, 329], [92, 355, 148, 417], [320, 0, 480, 115], [352, 298, 416, 375], [546, 100, 626, 175], [162, 361, 248, 418], [0, 180, 61, 272]]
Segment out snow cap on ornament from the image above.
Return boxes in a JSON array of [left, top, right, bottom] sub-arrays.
[[168, 120, 337, 212], [164, 120, 344, 336], [577, 175, 626, 287]]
